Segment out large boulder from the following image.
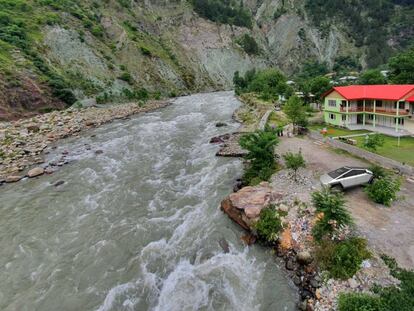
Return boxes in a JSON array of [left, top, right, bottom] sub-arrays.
[[220, 182, 283, 230], [27, 167, 44, 178]]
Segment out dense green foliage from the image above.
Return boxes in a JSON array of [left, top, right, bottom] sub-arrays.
[[233, 69, 292, 100], [283, 151, 306, 181], [338, 255, 414, 311], [369, 165, 388, 180], [305, 0, 414, 68], [339, 293, 382, 311], [364, 134, 385, 151], [306, 76, 332, 100], [365, 176, 401, 207], [312, 188, 353, 241], [192, 0, 253, 28], [359, 70, 387, 85], [283, 96, 308, 127], [236, 34, 260, 55], [388, 47, 414, 84], [255, 205, 283, 243], [316, 237, 371, 279], [239, 126, 279, 185]]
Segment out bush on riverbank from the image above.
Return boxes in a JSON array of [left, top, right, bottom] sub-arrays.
[[311, 188, 353, 241], [316, 237, 371, 279], [255, 205, 283, 243], [239, 125, 279, 185]]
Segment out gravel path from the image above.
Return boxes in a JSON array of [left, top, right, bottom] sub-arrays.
[[277, 136, 414, 269]]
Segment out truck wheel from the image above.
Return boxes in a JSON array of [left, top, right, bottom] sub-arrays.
[[331, 184, 344, 192]]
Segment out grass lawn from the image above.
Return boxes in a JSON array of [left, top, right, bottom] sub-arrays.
[[309, 124, 370, 137], [353, 135, 414, 166]]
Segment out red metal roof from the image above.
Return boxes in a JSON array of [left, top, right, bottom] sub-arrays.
[[407, 96, 414, 102], [324, 85, 414, 101]]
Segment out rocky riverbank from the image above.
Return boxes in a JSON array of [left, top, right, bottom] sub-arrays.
[[0, 100, 171, 184], [220, 171, 399, 311], [217, 95, 398, 310]]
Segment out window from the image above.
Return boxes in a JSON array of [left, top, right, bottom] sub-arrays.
[[376, 100, 383, 107], [328, 100, 336, 107], [395, 118, 405, 125], [329, 113, 336, 120], [342, 170, 366, 178], [342, 115, 347, 121], [328, 167, 349, 178], [368, 114, 374, 120], [394, 101, 405, 109]]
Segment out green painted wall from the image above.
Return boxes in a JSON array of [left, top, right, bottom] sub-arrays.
[[324, 97, 341, 113], [324, 112, 342, 126]]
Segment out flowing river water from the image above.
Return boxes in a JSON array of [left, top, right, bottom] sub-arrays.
[[0, 92, 297, 311]]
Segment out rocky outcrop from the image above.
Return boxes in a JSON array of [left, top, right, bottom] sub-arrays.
[[220, 182, 284, 230]]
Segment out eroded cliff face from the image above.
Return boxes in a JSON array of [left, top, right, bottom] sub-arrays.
[[0, 0, 361, 119]]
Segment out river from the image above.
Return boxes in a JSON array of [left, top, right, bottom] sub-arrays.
[[0, 92, 297, 311]]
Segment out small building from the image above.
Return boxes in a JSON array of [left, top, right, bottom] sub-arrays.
[[322, 85, 414, 136]]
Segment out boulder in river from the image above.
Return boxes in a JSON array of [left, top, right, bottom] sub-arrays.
[[220, 182, 284, 230], [215, 122, 228, 127], [27, 167, 45, 178], [5, 175, 22, 183]]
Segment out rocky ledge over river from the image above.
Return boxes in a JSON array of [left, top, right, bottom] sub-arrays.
[[221, 181, 398, 311], [0, 100, 171, 184]]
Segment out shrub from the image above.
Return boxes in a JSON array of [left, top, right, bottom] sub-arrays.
[[369, 165, 388, 180], [255, 205, 283, 243], [316, 237, 371, 279], [365, 176, 401, 207], [338, 293, 382, 311], [140, 46, 151, 56], [119, 72, 134, 84], [364, 134, 385, 151], [311, 188, 353, 241], [239, 126, 279, 185], [237, 34, 260, 55], [283, 150, 306, 181]]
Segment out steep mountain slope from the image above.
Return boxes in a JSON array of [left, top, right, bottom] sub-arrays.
[[0, 0, 412, 120]]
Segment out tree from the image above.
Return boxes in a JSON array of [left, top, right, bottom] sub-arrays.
[[283, 150, 306, 181], [359, 69, 386, 85], [239, 126, 279, 185], [248, 68, 288, 100], [311, 188, 353, 241], [237, 34, 260, 55], [365, 176, 401, 207], [388, 47, 414, 84], [283, 95, 308, 127], [308, 76, 332, 100], [364, 134, 385, 151]]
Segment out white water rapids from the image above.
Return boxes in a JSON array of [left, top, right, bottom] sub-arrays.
[[0, 92, 297, 311]]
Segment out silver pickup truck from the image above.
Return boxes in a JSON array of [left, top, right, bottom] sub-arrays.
[[320, 166, 374, 190]]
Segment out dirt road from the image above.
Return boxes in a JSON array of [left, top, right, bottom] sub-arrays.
[[277, 136, 414, 269]]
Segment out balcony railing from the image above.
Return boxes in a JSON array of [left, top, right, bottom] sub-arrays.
[[339, 107, 409, 115]]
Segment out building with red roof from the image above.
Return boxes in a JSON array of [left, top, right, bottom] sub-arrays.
[[322, 85, 414, 136]]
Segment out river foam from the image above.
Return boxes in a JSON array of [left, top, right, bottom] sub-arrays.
[[0, 92, 297, 311]]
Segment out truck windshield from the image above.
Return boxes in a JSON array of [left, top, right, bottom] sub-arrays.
[[328, 167, 349, 179]]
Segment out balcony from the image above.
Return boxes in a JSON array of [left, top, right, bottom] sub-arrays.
[[339, 107, 409, 115]]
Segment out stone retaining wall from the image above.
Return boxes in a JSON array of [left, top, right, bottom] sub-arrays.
[[308, 131, 414, 176]]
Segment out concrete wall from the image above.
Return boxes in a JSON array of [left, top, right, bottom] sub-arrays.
[[308, 130, 414, 176]]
